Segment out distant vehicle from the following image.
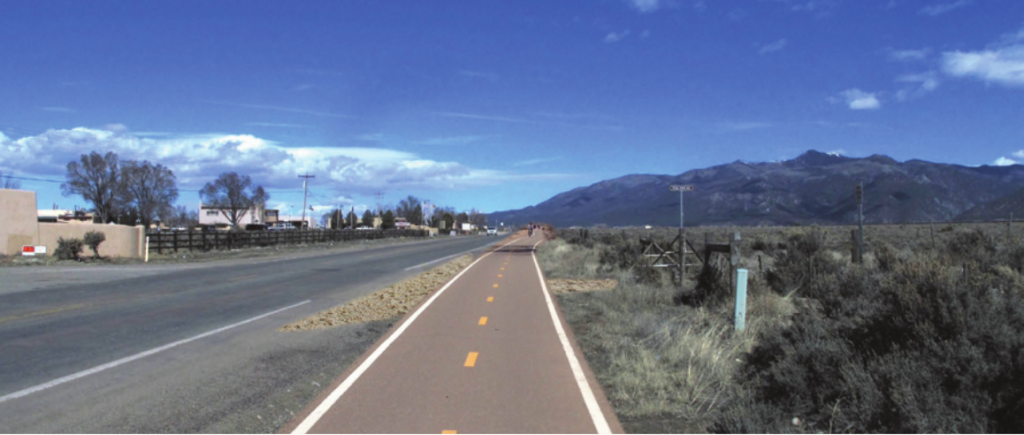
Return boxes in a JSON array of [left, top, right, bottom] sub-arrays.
[[267, 222, 297, 231], [486, 227, 497, 236]]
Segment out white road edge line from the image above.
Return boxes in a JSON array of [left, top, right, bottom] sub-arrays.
[[0, 300, 311, 405], [531, 239, 613, 434], [292, 236, 521, 435]]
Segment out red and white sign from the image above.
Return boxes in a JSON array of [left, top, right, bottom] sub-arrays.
[[21, 245, 47, 256]]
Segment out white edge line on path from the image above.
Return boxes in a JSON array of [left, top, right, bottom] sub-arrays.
[[292, 236, 521, 434], [0, 300, 311, 405], [531, 239, 613, 434]]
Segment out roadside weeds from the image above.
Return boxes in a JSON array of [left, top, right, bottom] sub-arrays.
[[280, 254, 474, 331]]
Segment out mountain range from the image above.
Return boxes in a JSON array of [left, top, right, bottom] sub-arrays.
[[489, 150, 1024, 228]]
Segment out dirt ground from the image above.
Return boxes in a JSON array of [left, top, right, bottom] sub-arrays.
[[547, 278, 618, 294], [280, 254, 474, 330]]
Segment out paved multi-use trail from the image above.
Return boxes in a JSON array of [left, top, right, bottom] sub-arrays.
[[283, 231, 623, 434]]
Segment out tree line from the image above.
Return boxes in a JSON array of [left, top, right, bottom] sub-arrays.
[[321, 195, 487, 230], [58, 151, 488, 230]]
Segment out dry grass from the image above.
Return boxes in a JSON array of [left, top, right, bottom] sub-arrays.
[[280, 254, 473, 331], [548, 278, 618, 294], [539, 236, 797, 433]]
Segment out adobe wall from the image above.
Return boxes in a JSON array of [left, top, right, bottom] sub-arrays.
[[38, 223, 144, 258], [0, 189, 39, 255]]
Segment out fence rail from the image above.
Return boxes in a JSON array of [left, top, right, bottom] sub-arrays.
[[144, 229, 428, 255]]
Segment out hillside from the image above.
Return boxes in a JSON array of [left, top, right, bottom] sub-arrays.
[[955, 186, 1024, 221], [490, 150, 1024, 227]]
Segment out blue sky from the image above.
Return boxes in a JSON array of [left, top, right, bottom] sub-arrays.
[[2, 0, 1023, 219]]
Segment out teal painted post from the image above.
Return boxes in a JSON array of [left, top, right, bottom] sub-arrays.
[[735, 268, 748, 332]]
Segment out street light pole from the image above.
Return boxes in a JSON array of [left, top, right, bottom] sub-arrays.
[[298, 173, 315, 229]]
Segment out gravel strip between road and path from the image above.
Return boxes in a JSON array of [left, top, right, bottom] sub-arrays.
[[280, 254, 475, 330]]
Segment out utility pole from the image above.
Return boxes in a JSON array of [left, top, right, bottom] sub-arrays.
[[298, 173, 315, 229], [669, 185, 694, 285], [855, 183, 864, 264], [374, 191, 384, 217]]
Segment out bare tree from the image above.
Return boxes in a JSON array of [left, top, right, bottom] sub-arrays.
[[1, 170, 21, 189], [120, 160, 178, 228], [199, 172, 269, 228], [160, 205, 198, 229], [468, 208, 488, 229], [62, 151, 121, 223], [397, 196, 418, 218]]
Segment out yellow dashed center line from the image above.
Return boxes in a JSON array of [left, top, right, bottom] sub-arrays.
[[464, 352, 479, 367], [442, 430, 457, 434], [487, 296, 494, 302], [498, 274, 503, 278], [493, 283, 499, 288], [500, 267, 505, 271], [478, 316, 488, 326]]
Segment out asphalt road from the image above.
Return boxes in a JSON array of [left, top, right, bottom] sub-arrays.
[[284, 232, 623, 434], [0, 234, 503, 433]]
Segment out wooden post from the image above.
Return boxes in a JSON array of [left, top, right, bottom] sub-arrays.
[[851, 229, 860, 263], [856, 183, 864, 264], [735, 268, 748, 332], [173, 231, 179, 253]]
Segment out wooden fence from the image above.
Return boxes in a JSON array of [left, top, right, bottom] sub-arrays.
[[145, 229, 428, 255]]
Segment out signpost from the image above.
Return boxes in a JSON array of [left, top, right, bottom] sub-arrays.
[[669, 185, 694, 283]]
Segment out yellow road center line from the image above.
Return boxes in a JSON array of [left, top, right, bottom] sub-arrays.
[[498, 274, 503, 278], [501, 267, 505, 271], [478, 316, 488, 325], [464, 352, 478, 367], [487, 296, 494, 302], [442, 430, 457, 434], [493, 284, 499, 288]]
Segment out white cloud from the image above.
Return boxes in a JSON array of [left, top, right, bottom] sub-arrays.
[[942, 34, 1024, 88], [458, 70, 498, 81], [994, 156, 1018, 166], [895, 72, 941, 101], [39, 106, 75, 113], [203, 100, 357, 119], [416, 135, 488, 146], [758, 39, 787, 55], [835, 89, 882, 110], [435, 112, 531, 123], [513, 157, 561, 167], [0, 127, 503, 194], [718, 122, 773, 131], [246, 122, 308, 128], [604, 30, 630, 43], [356, 133, 385, 142], [886, 48, 930, 62], [626, 0, 660, 13], [919, 0, 971, 16]]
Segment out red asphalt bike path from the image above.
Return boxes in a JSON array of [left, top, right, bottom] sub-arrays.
[[281, 231, 623, 434]]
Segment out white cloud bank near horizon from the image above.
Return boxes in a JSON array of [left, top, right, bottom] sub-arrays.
[[0, 126, 566, 194]]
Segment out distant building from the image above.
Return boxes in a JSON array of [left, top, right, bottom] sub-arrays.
[[395, 217, 411, 229], [37, 209, 94, 224]]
